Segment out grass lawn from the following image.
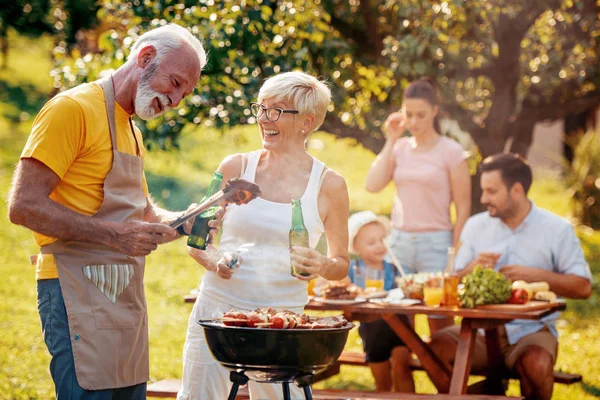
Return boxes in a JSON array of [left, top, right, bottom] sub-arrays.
[[0, 32, 599, 399]]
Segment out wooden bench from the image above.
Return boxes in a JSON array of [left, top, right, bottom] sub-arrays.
[[147, 380, 523, 399], [335, 351, 582, 385], [146, 365, 341, 398]]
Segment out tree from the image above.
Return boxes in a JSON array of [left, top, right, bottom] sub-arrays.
[[0, 0, 100, 69], [57, 0, 600, 209], [0, 0, 53, 68]]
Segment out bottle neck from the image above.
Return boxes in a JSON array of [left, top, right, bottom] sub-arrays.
[[291, 201, 305, 229], [446, 250, 456, 274], [203, 174, 223, 201]]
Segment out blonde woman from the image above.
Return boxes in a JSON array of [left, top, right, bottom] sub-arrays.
[[178, 72, 350, 400]]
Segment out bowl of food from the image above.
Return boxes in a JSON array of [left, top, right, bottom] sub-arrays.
[[395, 273, 432, 301]]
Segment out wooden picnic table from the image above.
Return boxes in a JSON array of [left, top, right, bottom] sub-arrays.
[[305, 299, 566, 396]]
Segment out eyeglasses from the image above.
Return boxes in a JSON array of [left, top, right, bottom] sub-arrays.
[[250, 102, 299, 122]]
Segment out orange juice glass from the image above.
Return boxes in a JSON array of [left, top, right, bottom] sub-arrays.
[[366, 279, 384, 290], [366, 269, 384, 291], [424, 274, 444, 307], [424, 287, 444, 307]]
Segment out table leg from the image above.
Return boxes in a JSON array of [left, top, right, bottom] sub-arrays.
[[484, 327, 506, 394], [449, 319, 476, 394], [381, 313, 451, 392]]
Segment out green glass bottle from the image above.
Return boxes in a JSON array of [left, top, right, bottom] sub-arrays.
[[290, 199, 310, 277], [188, 171, 223, 250]]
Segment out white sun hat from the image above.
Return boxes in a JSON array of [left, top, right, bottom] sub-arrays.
[[348, 210, 391, 255]]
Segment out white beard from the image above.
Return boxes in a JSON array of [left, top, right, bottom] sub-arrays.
[[134, 66, 170, 121]]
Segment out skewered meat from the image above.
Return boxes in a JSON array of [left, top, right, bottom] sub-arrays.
[[218, 309, 347, 329]]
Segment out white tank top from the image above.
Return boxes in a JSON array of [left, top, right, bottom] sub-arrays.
[[199, 150, 326, 310]]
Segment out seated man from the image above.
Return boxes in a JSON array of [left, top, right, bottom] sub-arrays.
[[429, 153, 592, 400]]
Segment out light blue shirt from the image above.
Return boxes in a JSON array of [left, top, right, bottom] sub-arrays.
[[455, 202, 592, 345]]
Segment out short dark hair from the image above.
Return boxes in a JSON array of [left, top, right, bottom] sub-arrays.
[[479, 153, 533, 194]]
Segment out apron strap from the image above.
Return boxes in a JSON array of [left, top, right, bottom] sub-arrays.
[[100, 77, 119, 155]]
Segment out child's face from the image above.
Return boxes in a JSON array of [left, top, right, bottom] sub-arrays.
[[353, 222, 388, 263]]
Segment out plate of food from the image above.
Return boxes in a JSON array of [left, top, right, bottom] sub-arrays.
[[370, 298, 421, 306], [313, 296, 367, 305], [360, 288, 389, 300], [313, 281, 366, 305]]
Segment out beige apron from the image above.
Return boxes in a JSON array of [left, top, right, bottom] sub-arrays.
[[41, 77, 149, 390]]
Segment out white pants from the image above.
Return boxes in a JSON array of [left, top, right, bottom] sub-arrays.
[[177, 291, 305, 400]]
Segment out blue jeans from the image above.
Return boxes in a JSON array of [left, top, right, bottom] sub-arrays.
[[386, 229, 452, 274], [37, 279, 146, 400]]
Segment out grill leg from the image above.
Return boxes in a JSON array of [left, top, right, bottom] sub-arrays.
[[303, 385, 313, 400], [294, 374, 314, 400], [282, 382, 291, 400], [228, 371, 249, 400], [227, 383, 239, 400]]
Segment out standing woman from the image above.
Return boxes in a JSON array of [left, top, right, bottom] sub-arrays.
[[177, 71, 350, 400], [365, 78, 471, 333]]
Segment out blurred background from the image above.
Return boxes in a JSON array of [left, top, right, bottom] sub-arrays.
[[0, 1, 598, 399]]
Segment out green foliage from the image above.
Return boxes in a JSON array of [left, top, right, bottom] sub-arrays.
[[567, 129, 600, 229], [0, 0, 53, 38], [459, 266, 513, 308], [52, 0, 599, 158]]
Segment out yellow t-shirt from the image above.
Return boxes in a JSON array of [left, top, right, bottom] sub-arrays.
[[21, 82, 149, 280]]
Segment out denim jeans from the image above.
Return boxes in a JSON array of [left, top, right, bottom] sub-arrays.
[[37, 279, 146, 400], [386, 229, 452, 274]]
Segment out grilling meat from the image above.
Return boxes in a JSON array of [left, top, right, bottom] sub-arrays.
[[221, 309, 347, 329]]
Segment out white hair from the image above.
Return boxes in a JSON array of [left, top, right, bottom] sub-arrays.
[[258, 71, 331, 132], [129, 23, 207, 69]]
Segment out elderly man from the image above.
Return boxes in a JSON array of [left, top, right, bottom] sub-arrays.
[[8, 24, 205, 399], [429, 153, 592, 400]]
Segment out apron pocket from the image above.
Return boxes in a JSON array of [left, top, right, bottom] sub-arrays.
[[83, 264, 139, 329], [83, 264, 134, 304]]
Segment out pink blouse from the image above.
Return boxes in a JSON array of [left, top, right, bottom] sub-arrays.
[[391, 136, 465, 232]]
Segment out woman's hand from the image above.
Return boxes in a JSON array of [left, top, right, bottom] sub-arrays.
[[187, 245, 241, 280], [291, 246, 332, 281], [206, 206, 225, 245], [214, 252, 241, 280], [384, 112, 406, 142]]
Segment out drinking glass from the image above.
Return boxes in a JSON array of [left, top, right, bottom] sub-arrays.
[[423, 274, 444, 307], [365, 269, 384, 291]]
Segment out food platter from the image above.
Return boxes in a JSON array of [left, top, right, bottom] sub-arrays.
[[312, 296, 367, 305], [360, 290, 388, 300]]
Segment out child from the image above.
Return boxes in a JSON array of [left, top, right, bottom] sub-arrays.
[[347, 211, 415, 393]]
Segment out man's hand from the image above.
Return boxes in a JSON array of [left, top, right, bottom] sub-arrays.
[[458, 252, 502, 279], [498, 265, 542, 282], [473, 252, 501, 269], [113, 220, 175, 256]]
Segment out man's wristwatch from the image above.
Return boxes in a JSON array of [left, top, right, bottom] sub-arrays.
[[176, 225, 188, 236]]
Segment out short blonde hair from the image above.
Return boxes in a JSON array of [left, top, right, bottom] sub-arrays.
[[258, 71, 331, 132], [129, 23, 207, 69]]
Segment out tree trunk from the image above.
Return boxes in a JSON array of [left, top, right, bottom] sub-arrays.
[[508, 119, 537, 158], [468, 130, 510, 214]]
